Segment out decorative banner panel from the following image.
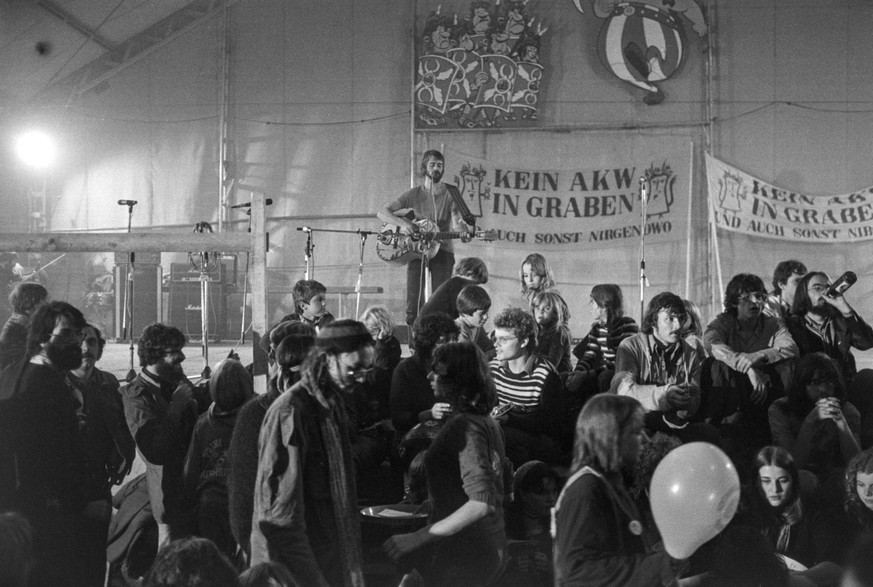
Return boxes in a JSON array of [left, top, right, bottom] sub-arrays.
[[706, 153, 873, 243], [415, 2, 547, 129], [444, 140, 691, 251]]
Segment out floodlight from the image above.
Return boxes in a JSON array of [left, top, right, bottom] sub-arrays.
[[15, 130, 56, 169]]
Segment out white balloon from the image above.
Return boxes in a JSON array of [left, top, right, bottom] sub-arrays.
[[650, 442, 740, 559]]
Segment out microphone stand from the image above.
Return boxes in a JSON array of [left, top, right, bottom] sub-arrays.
[[121, 201, 137, 382], [638, 177, 650, 323], [297, 226, 314, 279], [298, 226, 379, 318]]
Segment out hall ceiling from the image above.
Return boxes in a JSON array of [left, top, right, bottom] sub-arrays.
[[0, 0, 231, 105]]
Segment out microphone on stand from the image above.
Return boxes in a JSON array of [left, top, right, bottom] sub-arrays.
[[639, 177, 648, 202], [297, 226, 312, 232], [230, 199, 273, 209], [118, 200, 138, 206]]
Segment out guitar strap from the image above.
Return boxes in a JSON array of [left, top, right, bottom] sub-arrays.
[[446, 184, 476, 227]]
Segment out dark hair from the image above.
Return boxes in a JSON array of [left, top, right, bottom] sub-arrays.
[[790, 271, 828, 317], [84, 322, 107, 353], [137, 323, 186, 367], [26, 301, 86, 358], [754, 446, 800, 514], [291, 279, 326, 311], [431, 342, 496, 415], [724, 273, 766, 314], [271, 320, 314, 349], [514, 460, 560, 495], [571, 394, 644, 474], [844, 448, 873, 529], [0, 512, 33, 587], [681, 299, 703, 338], [641, 292, 685, 335], [274, 332, 316, 390], [786, 352, 846, 417], [492, 306, 537, 354], [590, 284, 624, 324], [456, 284, 491, 315], [238, 561, 295, 587], [418, 149, 445, 176], [411, 312, 459, 358], [141, 537, 239, 587], [8, 282, 47, 315], [629, 432, 681, 500], [454, 257, 488, 284], [772, 260, 807, 295], [210, 359, 254, 412]]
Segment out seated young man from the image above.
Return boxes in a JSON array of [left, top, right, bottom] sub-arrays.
[[455, 284, 495, 360], [280, 279, 334, 331], [612, 292, 718, 445], [703, 273, 798, 451], [765, 259, 807, 320], [418, 256, 489, 321], [489, 306, 570, 466]]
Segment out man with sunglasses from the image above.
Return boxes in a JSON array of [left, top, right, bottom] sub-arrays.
[[786, 271, 873, 446], [252, 319, 373, 587], [704, 273, 798, 451]]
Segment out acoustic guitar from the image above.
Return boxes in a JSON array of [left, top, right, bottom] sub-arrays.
[[375, 211, 494, 266]]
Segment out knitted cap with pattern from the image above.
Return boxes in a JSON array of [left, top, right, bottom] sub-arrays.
[[315, 319, 372, 353]]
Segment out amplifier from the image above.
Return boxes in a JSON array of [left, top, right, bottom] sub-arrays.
[[170, 261, 227, 284], [114, 251, 161, 265], [114, 264, 161, 341], [168, 281, 226, 341]]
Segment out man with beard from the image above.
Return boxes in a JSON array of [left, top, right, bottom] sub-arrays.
[[66, 323, 136, 586], [377, 150, 474, 326], [122, 323, 202, 548], [252, 320, 373, 586], [11, 301, 92, 585], [786, 271, 873, 445], [613, 291, 717, 444], [704, 273, 798, 452]]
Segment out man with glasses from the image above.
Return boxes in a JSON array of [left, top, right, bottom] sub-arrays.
[[786, 271, 873, 445], [122, 323, 203, 547], [8, 301, 92, 585], [704, 273, 798, 451], [252, 319, 373, 587], [489, 306, 569, 466]]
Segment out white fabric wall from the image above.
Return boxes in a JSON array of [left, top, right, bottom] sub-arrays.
[[2, 0, 872, 343]]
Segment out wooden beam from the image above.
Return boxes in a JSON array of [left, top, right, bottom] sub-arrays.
[[0, 232, 253, 253]]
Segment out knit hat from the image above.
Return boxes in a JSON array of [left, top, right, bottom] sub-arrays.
[[316, 319, 372, 353], [514, 460, 560, 493]]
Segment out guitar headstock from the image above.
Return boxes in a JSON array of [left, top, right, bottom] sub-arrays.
[[475, 229, 496, 242]]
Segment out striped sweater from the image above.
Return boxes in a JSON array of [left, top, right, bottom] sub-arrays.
[[572, 316, 639, 372], [489, 355, 567, 439]]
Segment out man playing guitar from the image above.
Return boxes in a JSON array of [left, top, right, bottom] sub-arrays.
[[377, 150, 474, 327]]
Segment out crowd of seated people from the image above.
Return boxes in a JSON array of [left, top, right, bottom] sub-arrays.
[[3, 255, 873, 586]]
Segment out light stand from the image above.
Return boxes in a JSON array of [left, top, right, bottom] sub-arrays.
[[638, 177, 650, 322], [118, 199, 138, 382], [189, 222, 220, 380]]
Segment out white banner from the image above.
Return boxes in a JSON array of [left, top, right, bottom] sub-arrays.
[[706, 153, 873, 243], [446, 144, 691, 251]]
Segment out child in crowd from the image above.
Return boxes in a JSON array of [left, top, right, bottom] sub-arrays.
[[568, 284, 639, 407], [455, 284, 495, 360], [520, 253, 556, 307], [280, 279, 334, 331], [532, 290, 572, 372], [184, 359, 254, 560]]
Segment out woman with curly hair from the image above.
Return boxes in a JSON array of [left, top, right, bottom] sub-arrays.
[[844, 448, 873, 535], [384, 342, 511, 586]]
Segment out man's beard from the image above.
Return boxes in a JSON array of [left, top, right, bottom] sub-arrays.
[[810, 303, 838, 318], [428, 169, 443, 183], [47, 341, 83, 371]]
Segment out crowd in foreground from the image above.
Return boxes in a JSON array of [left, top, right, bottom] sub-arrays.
[[1, 254, 873, 586]]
